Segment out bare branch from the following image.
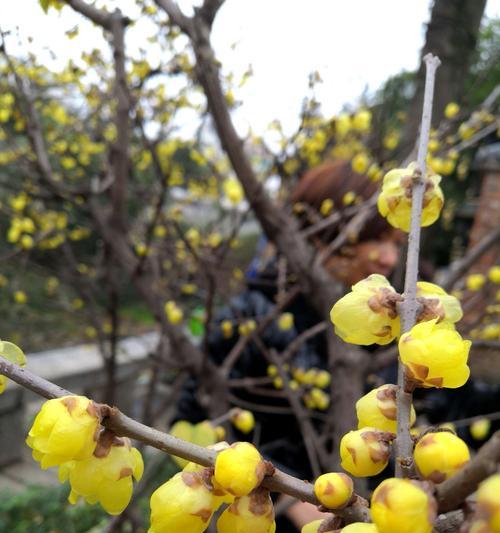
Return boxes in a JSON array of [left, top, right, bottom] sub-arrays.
[[154, 0, 193, 34], [0, 355, 370, 523], [395, 53, 441, 478], [65, 0, 114, 29], [439, 226, 500, 291]]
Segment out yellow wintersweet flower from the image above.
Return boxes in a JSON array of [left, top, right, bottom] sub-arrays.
[[60, 436, 143, 515], [314, 472, 353, 509], [13, 290, 27, 304], [474, 474, 500, 532], [488, 266, 500, 284], [214, 442, 266, 497], [343, 191, 356, 206], [230, 409, 255, 434], [414, 431, 469, 483], [149, 471, 215, 533], [371, 478, 436, 533], [399, 319, 471, 388], [377, 164, 444, 232], [238, 319, 257, 337], [336, 114, 352, 138], [169, 420, 218, 468], [356, 384, 416, 434], [0, 340, 26, 394], [339, 427, 392, 477], [223, 177, 244, 205], [352, 153, 369, 175], [278, 312, 294, 331], [320, 198, 334, 216], [217, 488, 275, 533], [444, 102, 460, 119], [164, 300, 183, 324], [466, 273, 486, 291], [352, 109, 372, 133], [27, 396, 100, 469], [415, 282, 463, 325], [330, 274, 401, 346], [221, 320, 234, 339], [383, 132, 400, 150], [314, 370, 331, 389], [470, 418, 491, 440]]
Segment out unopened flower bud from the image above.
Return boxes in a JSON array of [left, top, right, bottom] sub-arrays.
[[414, 431, 469, 483], [474, 474, 500, 532], [216, 488, 275, 533], [214, 442, 267, 497], [314, 472, 353, 509], [356, 384, 415, 433], [230, 409, 255, 434], [371, 478, 436, 533], [340, 428, 393, 477], [27, 395, 100, 469]]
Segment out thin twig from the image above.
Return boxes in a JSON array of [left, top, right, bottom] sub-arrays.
[[395, 53, 441, 478]]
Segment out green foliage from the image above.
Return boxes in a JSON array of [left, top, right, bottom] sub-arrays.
[[0, 485, 107, 533]]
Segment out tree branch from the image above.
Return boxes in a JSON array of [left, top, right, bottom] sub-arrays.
[[0, 354, 370, 523], [395, 54, 441, 478]]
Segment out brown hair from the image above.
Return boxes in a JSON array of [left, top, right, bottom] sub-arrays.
[[291, 160, 392, 244]]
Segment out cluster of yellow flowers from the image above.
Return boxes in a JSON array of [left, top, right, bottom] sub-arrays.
[[267, 364, 332, 410], [149, 441, 274, 533], [26, 395, 143, 515]]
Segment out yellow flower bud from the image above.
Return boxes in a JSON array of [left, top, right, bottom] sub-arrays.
[[488, 266, 500, 284], [314, 370, 331, 389], [14, 290, 28, 304], [352, 109, 372, 133], [352, 153, 369, 175], [470, 418, 491, 440], [149, 471, 215, 533], [414, 431, 469, 482], [399, 319, 471, 388], [61, 436, 143, 514], [164, 300, 183, 324], [475, 474, 500, 532], [302, 519, 333, 533], [223, 178, 244, 205], [27, 396, 100, 469], [336, 114, 352, 137], [220, 320, 234, 339], [214, 442, 266, 496], [267, 364, 278, 377], [444, 102, 460, 119], [239, 319, 257, 337], [383, 132, 399, 150], [231, 410, 255, 434], [415, 282, 463, 325], [330, 274, 401, 346], [314, 472, 353, 509], [340, 428, 392, 477], [466, 273, 486, 291], [169, 420, 218, 468], [0, 340, 26, 394], [343, 191, 356, 206], [377, 164, 444, 232], [371, 478, 436, 533], [320, 198, 334, 216], [278, 312, 294, 331], [356, 384, 416, 433], [217, 488, 275, 533]]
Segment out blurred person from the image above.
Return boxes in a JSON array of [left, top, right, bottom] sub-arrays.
[[176, 160, 402, 531]]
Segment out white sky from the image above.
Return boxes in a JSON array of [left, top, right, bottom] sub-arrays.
[[2, 0, 500, 137]]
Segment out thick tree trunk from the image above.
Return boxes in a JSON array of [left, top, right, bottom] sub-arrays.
[[402, 0, 487, 152]]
